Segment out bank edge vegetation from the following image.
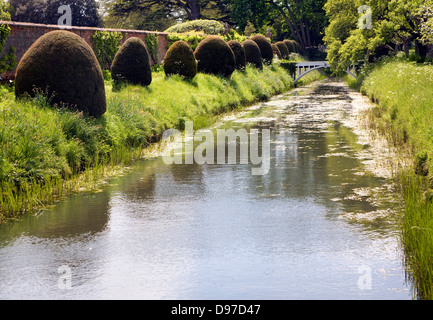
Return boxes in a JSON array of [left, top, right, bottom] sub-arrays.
[[347, 55, 433, 300]]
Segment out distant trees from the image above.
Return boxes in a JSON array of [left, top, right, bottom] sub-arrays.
[[105, 0, 231, 30], [324, 0, 432, 72], [8, 0, 102, 27], [227, 0, 328, 49]]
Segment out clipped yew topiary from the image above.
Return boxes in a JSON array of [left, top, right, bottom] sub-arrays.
[[227, 40, 246, 70], [111, 37, 152, 86], [276, 41, 290, 59], [250, 34, 274, 64], [15, 30, 106, 117], [283, 40, 296, 53], [242, 40, 262, 69], [293, 40, 303, 53], [194, 35, 236, 78], [271, 43, 282, 59], [163, 40, 197, 79]]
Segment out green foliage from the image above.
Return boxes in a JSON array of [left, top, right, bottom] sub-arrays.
[[9, 0, 102, 26], [194, 35, 236, 78], [103, 0, 177, 31], [227, 0, 328, 48], [166, 29, 246, 53], [277, 61, 297, 77], [360, 57, 433, 158], [368, 44, 394, 63], [91, 30, 123, 71], [250, 34, 273, 64], [227, 40, 246, 70], [242, 39, 263, 69], [283, 40, 296, 53], [163, 40, 197, 79], [224, 29, 247, 43], [144, 33, 159, 63], [111, 37, 152, 87], [419, 0, 433, 43], [166, 19, 226, 35], [0, 24, 16, 74], [0, 0, 12, 20], [15, 30, 106, 118]]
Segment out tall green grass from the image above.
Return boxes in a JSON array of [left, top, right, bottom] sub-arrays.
[[354, 55, 433, 299], [0, 64, 322, 222]]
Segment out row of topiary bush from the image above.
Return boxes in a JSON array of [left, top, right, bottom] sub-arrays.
[[163, 35, 302, 80], [13, 29, 302, 120]]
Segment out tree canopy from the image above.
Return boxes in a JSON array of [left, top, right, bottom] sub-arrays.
[[9, 0, 102, 27], [324, 0, 432, 72], [227, 0, 328, 48], [104, 0, 327, 49]]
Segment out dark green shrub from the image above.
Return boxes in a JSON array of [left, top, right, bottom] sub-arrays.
[[194, 35, 236, 78], [227, 40, 246, 70], [167, 33, 206, 52], [271, 43, 282, 59], [283, 40, 296, 53], [163, 40, 197, 78], [242, 40, 262, 69], [276, 41, 289, 59], [111, 37, 152, 87], [250, 34, 273, 64], [15, 30, 106, 117]]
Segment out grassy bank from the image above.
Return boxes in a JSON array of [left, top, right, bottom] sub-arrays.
[[0, 63, 323, 222], [349, 55, 433, 299]]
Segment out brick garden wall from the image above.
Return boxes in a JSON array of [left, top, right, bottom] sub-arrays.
[[0, 21, 168, 80]]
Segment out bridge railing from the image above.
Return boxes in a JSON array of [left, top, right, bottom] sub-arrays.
[[293, 61, 357, 85]]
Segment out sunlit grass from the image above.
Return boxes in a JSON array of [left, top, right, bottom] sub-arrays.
[[357, 56, 433, 299]]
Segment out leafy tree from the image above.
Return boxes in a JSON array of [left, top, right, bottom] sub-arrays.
[[419, 0, 433, 43], [9, 0, 102, 27], [91, 31, 123, 70], [9, 0, 47, 24], [109, 0, 230, 26], [1, 1, 16, 74], [227, 0, 327, 48], [103, 0, 177, 30], [382, 0, 425, 55], [0, 24, 16, 74], [324, 0, 430, 72], [0, 0, 13, 20]]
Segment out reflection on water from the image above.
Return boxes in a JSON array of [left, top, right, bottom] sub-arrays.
[[0, 81, 412, 299]]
